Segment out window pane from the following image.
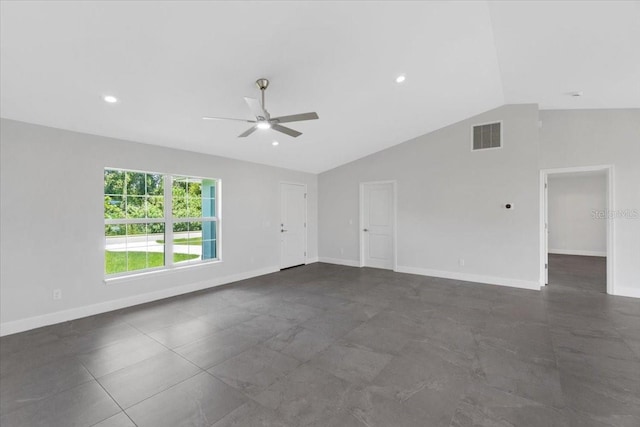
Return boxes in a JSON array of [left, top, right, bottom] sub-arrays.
[[125, 196, 146, 219], [202, 240, 216, 260], [104, 196, 125, 219], [173, 221, 190, 264], [105, 253, 127, 275], [105, 223, 165, 275], [126, 172, 146, 196], [187, 196, 202, 217], [105, 170, 126, 219], [188, 180, 202, 197], [202, 179, 216, 217], [188, 221, 202, 247], [105, 225, 126, 274], [202, 220, 217, 260], [202, 179, 216, 197], [104, 170, 125, 196], [173, 221, 204, 264], [126, 223, 147, 253], [147, 196, 164, 218], [202, 198, 215, 217], [148, 222, 165, 237], [147, 224, 166, 269], [172, 177, 217, 219], [146, 173, 164, 196], [173, 197, 188, 218], [105, 223, 125, 238], [172, 177, 188, 217], [172, 177, 187, 194]]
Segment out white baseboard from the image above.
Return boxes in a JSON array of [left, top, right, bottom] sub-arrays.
[[395, 265, 541, 291], [306, 257, 319, 264], [0, 265, 280, 337], [317, 258, 540, 291], [613, 286, 640, 299], [318, 257, 360, 267], [549, 249, 606, 257]]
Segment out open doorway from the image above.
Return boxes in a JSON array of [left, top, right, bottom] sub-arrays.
[[541, 166, 613, 294]]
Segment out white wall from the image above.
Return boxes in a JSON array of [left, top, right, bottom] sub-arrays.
[[0, 119, 318, 335], [540, 109, 640, 298], [319, 104, 541, 289], [3, 108, 637, 335], [547, 173, 607, 256]]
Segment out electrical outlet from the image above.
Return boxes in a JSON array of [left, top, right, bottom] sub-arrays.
[[340, 248, 344, 255], [53, 289, 62, 300], [459, 258, 465, 267]]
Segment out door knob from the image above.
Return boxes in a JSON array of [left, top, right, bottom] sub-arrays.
[[363, 228, 369, 232]]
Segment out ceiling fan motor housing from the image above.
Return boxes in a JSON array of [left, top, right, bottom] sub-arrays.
[[256, 78, 269, 91]]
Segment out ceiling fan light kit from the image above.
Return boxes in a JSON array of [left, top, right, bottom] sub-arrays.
[[203, 78, 319, 138]]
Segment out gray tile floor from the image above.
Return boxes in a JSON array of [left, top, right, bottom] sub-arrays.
[[1, 257, 639, 426], [549, 253, 607, 293]]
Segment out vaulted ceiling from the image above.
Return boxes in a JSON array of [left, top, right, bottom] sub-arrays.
[[1, 1, 638, 173]]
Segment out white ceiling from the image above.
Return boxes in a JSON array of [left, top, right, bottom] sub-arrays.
[[1, 1, 638, 173]]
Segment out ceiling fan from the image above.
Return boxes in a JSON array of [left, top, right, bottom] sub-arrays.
[[202, 78, 319, 138]]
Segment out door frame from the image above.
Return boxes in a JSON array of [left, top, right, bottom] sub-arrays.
[[359, 180, 398, 270], [539, 165, 614, 294], [280, 181, 308, 269]]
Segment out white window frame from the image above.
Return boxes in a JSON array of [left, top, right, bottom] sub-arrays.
[[166, 175, 221, 268], [104, 168, 221, 280]]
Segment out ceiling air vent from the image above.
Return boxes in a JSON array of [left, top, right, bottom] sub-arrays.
[[472, 121, 502, 150]]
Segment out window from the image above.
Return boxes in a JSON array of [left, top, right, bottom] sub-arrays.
[[472, 121, 502, 150], [171, 176, 218, 266], [104, 168, 220, 277]]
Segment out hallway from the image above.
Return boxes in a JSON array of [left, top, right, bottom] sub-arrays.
[[548, 253, 607, 293]]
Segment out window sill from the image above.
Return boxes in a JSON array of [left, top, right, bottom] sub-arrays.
[[104, 259, 222, 285]]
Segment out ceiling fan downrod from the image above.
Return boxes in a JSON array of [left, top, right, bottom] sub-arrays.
[[256, 78, 269, 110]]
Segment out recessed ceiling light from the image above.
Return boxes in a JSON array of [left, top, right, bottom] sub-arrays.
[[257, 121, 271, 130], [103, 95, 118, 103], [395, 75, 406, 83], [272, 141, 279, 146]]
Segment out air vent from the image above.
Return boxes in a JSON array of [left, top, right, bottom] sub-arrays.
[[472, 121, 502, 150]]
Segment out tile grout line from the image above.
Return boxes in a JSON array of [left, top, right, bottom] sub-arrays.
[[79, 360, 139, 427], [112, 316, 298, 424], [107, 316, 267, 413]]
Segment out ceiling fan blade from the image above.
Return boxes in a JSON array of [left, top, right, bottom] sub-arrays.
[[238, 126, 258, 137], [202, 116, 256, 123], [244, 97, 267, 120], [272, 112, 319, 124], [272, 124, 302, 138]]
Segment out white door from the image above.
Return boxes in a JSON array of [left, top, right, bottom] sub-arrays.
[[544, 175, 549, 285], [361, 182, 395, 270], [280, 183, 306, 269]]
